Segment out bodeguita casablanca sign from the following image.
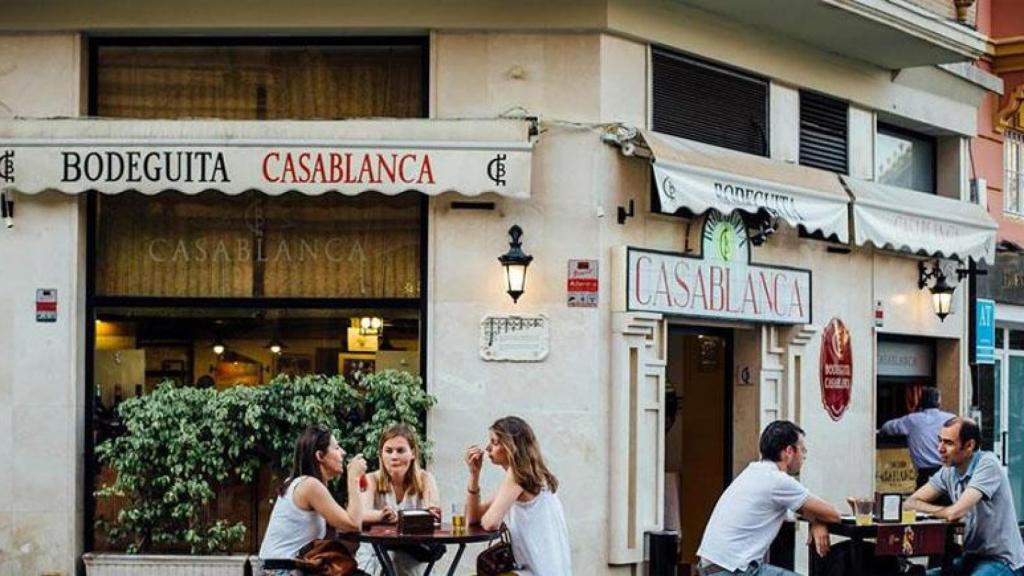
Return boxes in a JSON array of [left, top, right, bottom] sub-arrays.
[[622, 211, 812, 324]]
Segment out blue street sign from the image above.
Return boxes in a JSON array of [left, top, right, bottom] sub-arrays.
[[976, 298, 995, 365]]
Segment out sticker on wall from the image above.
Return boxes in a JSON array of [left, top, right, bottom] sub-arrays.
[[35, 288, 57, 323], [820, 317, 852, 421], [479, 314, 549, 362], [567, 259, 598, 308]]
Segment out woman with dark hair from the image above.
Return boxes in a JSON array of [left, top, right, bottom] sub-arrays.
[[465, 416, 572, 576], [356, 423, 442, 575], [259, 425, 367, 575]]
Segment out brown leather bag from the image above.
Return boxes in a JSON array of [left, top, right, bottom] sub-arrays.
[[476, 525, 518, 576], [293, 539, 361, 576]]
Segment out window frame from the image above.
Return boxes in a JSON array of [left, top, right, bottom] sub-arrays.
[[651, 46, 770, 157], [1005, 131, 1024, 216], [798, 90, 849, 175], [875, 122, 938, 195]]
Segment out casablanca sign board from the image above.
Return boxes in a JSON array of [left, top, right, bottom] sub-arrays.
[[626, 211, 812, 324]]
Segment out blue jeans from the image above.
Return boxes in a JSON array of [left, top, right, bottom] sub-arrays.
[[926, 555, 1024, 576], [697, 561, 798, 576]]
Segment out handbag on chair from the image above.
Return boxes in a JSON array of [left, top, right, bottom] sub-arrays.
[[476, 524, 518, 576], [292, 539, 364, 576]]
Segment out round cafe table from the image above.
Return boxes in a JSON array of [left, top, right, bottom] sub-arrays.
[[338, 524, 498, 576]]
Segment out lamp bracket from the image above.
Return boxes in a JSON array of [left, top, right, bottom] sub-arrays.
[[617, 199, 635, 225], [918, 260, 943, 289]]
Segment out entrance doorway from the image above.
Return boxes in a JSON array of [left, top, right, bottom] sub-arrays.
[[664, 326, 733, 573]]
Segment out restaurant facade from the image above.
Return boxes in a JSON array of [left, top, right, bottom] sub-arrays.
[[0, 2, 1001, 575]]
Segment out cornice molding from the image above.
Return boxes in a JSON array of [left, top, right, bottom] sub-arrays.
[[994, 37, 1024, 74]]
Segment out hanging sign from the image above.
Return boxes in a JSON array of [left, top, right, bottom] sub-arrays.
[[625, 211, 811, 324], [567, 259, 598, 308], [35, 288, 57, 322], [976, 298, 995, 365], [820, 317, 853, 421]]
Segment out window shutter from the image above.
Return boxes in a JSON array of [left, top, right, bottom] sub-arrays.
[[799, 91, 848, 174], [652, 48, 768, 157]]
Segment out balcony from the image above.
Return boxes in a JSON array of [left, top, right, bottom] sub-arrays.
[[671, 0, 986, 69]]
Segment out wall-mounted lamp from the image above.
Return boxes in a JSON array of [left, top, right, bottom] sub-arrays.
[[1, 190, 14, 229], [359, 316, 383, 337], [498, 225, 533, 303], [918, 260, 956, 322], [212, 336, 226, 356]]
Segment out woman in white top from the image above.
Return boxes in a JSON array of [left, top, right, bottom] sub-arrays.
[[258, 424, 367, 576], [465, 416, 572, 576], [356, 423, 442, 576]]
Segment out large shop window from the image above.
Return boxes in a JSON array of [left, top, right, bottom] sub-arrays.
[[651, 47, 769, 157], [88, 39, 428, 553], [799, 91, 848, 174], [1005, 131, 1024, 216], [876, 123, 936, 194]]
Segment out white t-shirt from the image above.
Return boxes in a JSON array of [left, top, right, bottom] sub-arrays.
[[697, 461, 810, 571]]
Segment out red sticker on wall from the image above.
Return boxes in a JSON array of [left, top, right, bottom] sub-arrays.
[[820, 317, 853, 421]]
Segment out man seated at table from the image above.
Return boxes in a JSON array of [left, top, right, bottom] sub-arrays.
[[906, 417, 1024, 576], [696, 420, 841, 576]]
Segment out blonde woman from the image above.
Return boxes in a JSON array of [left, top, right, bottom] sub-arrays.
[[356, 423, 442, 576], [465, 416, 572, 576]]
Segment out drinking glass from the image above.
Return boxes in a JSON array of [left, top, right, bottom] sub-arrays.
[[901, 508, 917, 524], [854, 498, 874, 526], [451, 503, 466, 532]]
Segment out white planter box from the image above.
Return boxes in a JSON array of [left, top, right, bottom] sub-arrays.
[[82, 553, 250, 576]]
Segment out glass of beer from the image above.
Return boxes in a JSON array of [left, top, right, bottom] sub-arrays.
[[902, 507, 917, 524], [451, 503, 466, 532], [854, 498, 874, 526]]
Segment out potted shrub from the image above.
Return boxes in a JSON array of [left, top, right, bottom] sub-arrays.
[[84, 370, 434, 576]]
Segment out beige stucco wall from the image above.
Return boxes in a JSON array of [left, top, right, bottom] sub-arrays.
[[0, 34, 86, 576], [0, 16, 985, 576]]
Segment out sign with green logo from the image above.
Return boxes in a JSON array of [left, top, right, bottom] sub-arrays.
[[626, 210, 812, 324]]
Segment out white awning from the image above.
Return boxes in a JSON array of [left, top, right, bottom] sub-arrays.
[[841, 176, 997, 263], [616, 129, 850, 243], [0, 118, 534, 198]]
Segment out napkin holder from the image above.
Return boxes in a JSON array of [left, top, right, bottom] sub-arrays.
[[398, 509, 435, 534], [876, 492, 903, 523]]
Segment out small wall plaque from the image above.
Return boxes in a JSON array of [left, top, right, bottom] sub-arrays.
[[479, 314, 549, 362]]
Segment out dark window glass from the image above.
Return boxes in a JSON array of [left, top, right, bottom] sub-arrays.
[[652, 48, 768, 156], [1009, 330, 1024, 351], [876, 123, 936, 194]]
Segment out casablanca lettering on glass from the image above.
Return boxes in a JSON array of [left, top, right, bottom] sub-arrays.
[[626, 211, 811, 324]]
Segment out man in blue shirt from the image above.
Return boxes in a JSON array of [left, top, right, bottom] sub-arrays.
[[907, 417, 1024, 576], [879, 387, 955, 487]]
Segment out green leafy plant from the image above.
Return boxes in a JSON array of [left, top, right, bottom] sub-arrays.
[[95, 370, 434, 554]]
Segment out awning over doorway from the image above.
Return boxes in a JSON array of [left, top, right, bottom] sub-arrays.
[[612, 128, 851, 242], [841, 176, 997, 263], [0, 118, 534, 198]]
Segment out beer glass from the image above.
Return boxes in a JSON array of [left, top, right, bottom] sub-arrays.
[[854, 498, 874, 526], [451, 503, 466, 532]]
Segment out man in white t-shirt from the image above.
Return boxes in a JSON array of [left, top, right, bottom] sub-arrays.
[[697, 420, 841, 576]]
